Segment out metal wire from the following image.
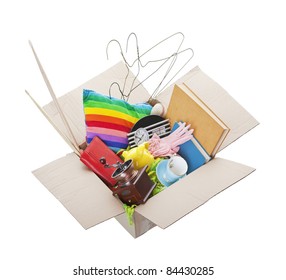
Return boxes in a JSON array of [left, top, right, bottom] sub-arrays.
[[106, 32, 194, 101]]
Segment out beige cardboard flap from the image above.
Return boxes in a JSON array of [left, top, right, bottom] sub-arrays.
[[33, 153, 124, 229], [43, 61, 151, 147], [158, 66, 259, 151], [135, 158, 255, 229]]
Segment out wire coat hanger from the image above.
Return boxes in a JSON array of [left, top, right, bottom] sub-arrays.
[[106, 32, 194, 101]]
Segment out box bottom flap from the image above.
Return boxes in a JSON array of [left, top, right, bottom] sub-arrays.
[[135, 158, 255, 229], [33, 153, 124, 229]]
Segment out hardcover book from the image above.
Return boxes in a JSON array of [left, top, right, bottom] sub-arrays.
[[166, 84, 230, 157]]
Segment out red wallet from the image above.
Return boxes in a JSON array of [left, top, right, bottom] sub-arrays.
[[80, 136, 123, 188]]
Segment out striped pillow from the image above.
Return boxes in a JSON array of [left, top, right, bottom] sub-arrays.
[[83, 89, 152, 152]]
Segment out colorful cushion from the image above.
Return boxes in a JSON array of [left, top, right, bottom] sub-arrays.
[[83, 89, 152, 152]]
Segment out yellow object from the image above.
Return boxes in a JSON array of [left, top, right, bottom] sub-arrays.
[[122, 143, 154, 171]]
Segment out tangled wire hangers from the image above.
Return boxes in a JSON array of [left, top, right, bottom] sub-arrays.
[[106, 32, 194, 101]]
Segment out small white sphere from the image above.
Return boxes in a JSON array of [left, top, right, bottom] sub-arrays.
[[150, 103, 165, 117]]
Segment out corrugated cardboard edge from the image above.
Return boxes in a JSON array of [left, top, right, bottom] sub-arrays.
[[135, 158, 255, 229]]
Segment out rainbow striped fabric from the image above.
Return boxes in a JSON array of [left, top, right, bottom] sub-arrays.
[[83, 89, 152, 152]]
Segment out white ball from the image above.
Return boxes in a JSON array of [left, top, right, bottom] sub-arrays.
[[150, 103, 165, 117]]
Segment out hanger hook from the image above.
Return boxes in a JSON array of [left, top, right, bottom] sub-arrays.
[[106, 39, 128, 65], [126, 32, 140, 57], [125, 32, 141, 101], [106, 32, 194, 102], [109, 81, 126, 100]]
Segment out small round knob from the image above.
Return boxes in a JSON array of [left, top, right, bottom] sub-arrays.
[[99, 157, 106, 165]]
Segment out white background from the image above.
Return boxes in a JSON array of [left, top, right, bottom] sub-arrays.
[[1, 0, 285, 279]]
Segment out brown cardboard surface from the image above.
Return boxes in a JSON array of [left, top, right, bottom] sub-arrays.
[[33, 153, 124, 229], [135, 158, 255, 229], [158, 66, 259, 151]]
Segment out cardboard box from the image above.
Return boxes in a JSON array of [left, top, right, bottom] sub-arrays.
[[30, 61, 258, 238]]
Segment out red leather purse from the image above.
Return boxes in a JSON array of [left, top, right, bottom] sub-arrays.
[[80, 136, 123, 188]]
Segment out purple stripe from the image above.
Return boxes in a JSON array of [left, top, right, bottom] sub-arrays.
[[86, 132, 128, 145]]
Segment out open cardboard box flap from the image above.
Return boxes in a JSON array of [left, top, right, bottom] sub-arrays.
[[136, 157, 255, 229], [157, 66, 259, 151], [32, 62, 152, 229], [33, 153, 125, 229], [31, 61, 258, 233]]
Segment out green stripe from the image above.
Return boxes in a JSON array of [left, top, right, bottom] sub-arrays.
[[83, 89, 152, 117], [84, 100, 151, 118]]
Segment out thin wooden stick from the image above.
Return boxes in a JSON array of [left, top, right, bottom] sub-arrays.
[[28, 40, 80, 153], [25, 89, 80, 157]]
